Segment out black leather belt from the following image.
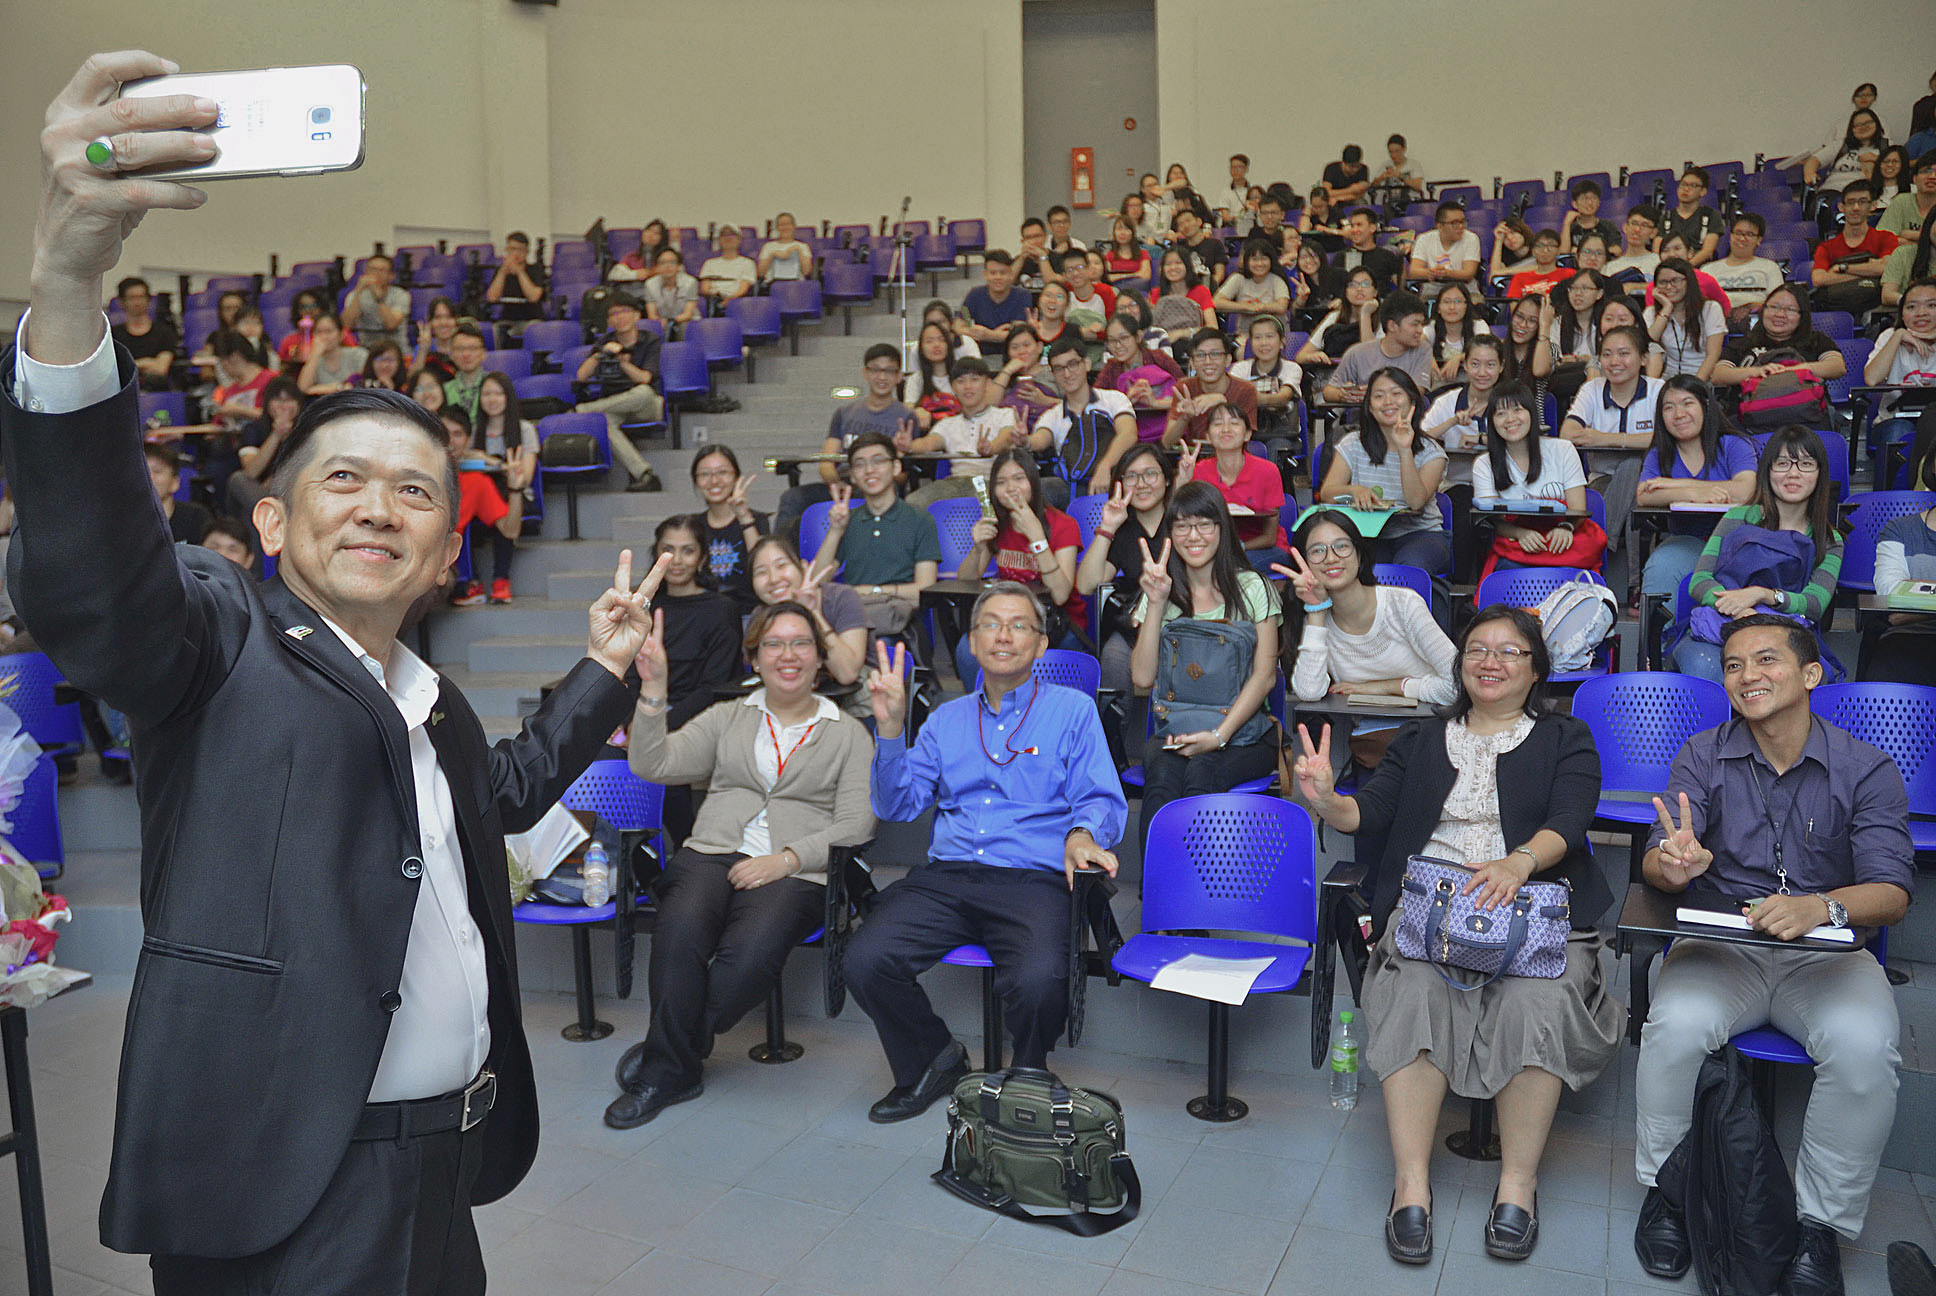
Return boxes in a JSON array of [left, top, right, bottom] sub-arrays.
[[352, 1069, 496, 1142]]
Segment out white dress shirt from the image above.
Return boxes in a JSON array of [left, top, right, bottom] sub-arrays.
[[12, 312, 491, 1102]]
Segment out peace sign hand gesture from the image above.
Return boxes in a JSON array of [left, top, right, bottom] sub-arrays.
[[1292, 723, 1337, 805], [1175, 439, 1203, 481], [589, 548, 671, 678], [728, 471, 758, 524], [1651, 792, 1713, 888], [826, 483, 855, 533], [1100, 480, 1131, 533], [1138, 537, 1173, 606], [1273, 548, 1324, 606], [867, 640, 908, 738], [634, 608, 668, 692], [796, 560, 828, 617]]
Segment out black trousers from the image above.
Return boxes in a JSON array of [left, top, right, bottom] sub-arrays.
[[635, 847, 824, 1088], [1138, 738, 1277, 857], [151, 1110, 485, 1296], [844, 858, 1071, 1086]]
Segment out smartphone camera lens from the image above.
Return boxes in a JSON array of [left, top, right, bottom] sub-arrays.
[[309, 106, 331, 125]]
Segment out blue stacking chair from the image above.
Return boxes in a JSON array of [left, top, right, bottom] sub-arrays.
[[481, 349, 532, 380], [1373, 561, 1432, 606], [1113, 795, 1319, 1120], [0, 655, 85, 762], [684, 317, 745, 379], [10, 756, 64, 881], [1474, 568, 1616, 680], [912, 231, 960, 291], [517, 372, 576, 415], [513, 761, 667, 1041], [1836, 492, 1936, 595], [1121, 676, 1283, 796], [535, 412, 611, 541], [948, 219, 987, 255], [519, 320, 581, 368], [1066, 493, 1108, 548], [799, 498, 859, 573], [929, 497, 994, 578], [138, 391, 188, 430], [823, 261, 877, 335], [770, 280, 823, 355], [1572, 672, 1731, 880], [972, 649, 1102, 698], [1811, 683, 1936, 857], [723, 297, 783, 370], [657, 341, 710, 449]]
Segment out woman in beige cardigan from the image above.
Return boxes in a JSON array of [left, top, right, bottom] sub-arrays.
[[606, 601, 876, 1130]]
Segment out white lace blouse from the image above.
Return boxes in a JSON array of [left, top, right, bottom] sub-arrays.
[[1421, 715, 1536, 866]]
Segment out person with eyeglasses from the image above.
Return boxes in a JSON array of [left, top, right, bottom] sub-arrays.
[[1631, 615, 1911, 1296], [813, 433, 941, 639], [1811, 181, 1899, 315], [774, 343, 918, 545], [1027, 336, 1138, 508], [1129, 483, 1280, 853], [691, 445, 768, 614], [1668, 427, 1845, 685], [1293, 604, 1620, 1268], [955, 449, 1085, 683], [607, 601, 876, 1131], [1710, 283, 1847, 412], [845, 584, 1127, 1124], [1317, 367, 1451, 574], [1078, 444, 1175, 736]]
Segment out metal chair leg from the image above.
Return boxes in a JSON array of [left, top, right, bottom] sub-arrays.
[[1446, 1096, 1501, 1160], [980, 967, 1003, 1073], [1188, 1001, 1248, 1121], [1, 1012, 52, 1296], [749, 982, 803, 1063], [561, 925, 613, 1042]]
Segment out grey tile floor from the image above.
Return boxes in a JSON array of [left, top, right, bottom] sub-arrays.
[[0, 973, 1930, 1295]]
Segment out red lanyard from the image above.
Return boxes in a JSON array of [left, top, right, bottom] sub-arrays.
[[977, 680, 1041, 766], [764, 713, 818, 782]]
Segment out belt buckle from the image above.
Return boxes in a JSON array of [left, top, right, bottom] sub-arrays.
[[461, 1069, 497, 1132]]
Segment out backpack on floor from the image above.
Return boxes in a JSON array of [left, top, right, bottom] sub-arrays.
[[1658, 1045, 1799, 1296], [934, 1067, 1141, 1235], [1531, 574, 1617, 672]]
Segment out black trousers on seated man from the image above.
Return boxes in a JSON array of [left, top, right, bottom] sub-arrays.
[[845, 857, 1071, 1084], [152, 1100, 487, 1296]]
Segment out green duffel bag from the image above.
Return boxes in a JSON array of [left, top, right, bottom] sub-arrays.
[[932, 1067, 1141, 1235]]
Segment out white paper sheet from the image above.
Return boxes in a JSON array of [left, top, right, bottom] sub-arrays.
[[1149, 953, 1279, 1004], [1675, 907, 1856, 944]]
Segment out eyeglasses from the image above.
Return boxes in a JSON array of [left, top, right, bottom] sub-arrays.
[[850, 454, 894, 470], [1462, 644, 1533, 662], [1123, 468, 1166, 486], [759, 638, 816, 654], [694, 467, 736, 481], [864, 364, 901, 376], [973, 617, 1041, 637], [1770, 457, 1819, 474], [1050, 358, 1088, 375], [1171, 519, 1219, 537], [1304, 539, 1354, 561], [1191, 348, 1229, 362]]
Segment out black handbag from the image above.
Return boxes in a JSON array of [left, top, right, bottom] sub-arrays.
[[539, 432, 600, 468]]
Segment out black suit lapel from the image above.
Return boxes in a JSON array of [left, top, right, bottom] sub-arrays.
[[423, 684, 516, 969]]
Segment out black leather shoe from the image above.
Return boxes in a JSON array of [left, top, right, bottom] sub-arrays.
[[1384, 1192, 1432, 1265], [1635, 1186, 1692, 1279], [614, 1040, 649, 1093], [1484, 1190, 1538, 1261], [867, 1041, 968, 1124], [1780, 1219, 1845, 1296], [603, 1080, 703, 1130], [1887, 1241, 1936, 1296]]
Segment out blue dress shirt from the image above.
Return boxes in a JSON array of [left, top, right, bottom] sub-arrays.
[[873, 679, 1127, 872]]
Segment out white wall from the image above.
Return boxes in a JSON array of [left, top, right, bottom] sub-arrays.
[[0, 0, 1026, 303], [1157, 0, 1934, 202]]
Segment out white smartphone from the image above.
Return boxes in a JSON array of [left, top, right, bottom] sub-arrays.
[[116, 65, 365, 181]]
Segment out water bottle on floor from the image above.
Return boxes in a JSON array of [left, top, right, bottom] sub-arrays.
[[1330, 1010, 1360, 1110], [581, 840, 611, 908]]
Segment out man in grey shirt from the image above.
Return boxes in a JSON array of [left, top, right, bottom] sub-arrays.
[[1321, 291, 1432, 404], [342, 253, 410, 348], [1631, 616, 1913, 1296]]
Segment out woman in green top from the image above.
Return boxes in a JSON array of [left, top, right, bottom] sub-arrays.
[[1671, 426, 1843, 683], [1130, 481, 1280, 854]]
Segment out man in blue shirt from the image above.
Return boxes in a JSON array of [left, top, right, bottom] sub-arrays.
[[847, 582, 1126, 1122]]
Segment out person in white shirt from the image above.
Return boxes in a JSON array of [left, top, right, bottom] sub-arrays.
[[1472, 381, 1595, 575], [907, 358, 1019, 507], [1407, 203, 1482, 299], [1368, 134, 1428, 210], [697, 224, 757, 310], [1220, 153, 1253, 225], [1029, 337, 1138, 507], [1643, 259, 1727, 382], [757, 212, 813, 284], [1706, 213, 1786, 329], [1605, 207, 1663, 289], [1561, 325, 1663, 547]]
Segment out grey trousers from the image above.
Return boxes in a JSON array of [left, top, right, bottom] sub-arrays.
[[1634, 939, 1900, 1237], [576, 386, 664, 478]]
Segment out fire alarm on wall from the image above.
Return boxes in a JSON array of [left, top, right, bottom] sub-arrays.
[[1123, 117, 1136, 131]]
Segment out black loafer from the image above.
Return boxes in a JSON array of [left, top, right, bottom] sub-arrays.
[[1780, 1219, 1845, 1296], [1384, 1192, 1433, 1265], [1887, 1242, 1936, 1296], [602, 1080, 703, 1130], [867, 1040, 968, 1124], [1634, 1185, 1691, 1279], [1484, 1190, 1538, 1261]]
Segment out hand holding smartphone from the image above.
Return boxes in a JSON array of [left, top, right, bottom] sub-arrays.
[[116, 65, 365, 180]]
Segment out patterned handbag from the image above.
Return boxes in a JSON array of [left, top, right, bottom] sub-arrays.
[[1394, 855, 1570, 987]]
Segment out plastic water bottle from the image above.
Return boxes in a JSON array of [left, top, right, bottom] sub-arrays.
[[581, 840, 611, 908], [1330, 1010, 1360, 1110]]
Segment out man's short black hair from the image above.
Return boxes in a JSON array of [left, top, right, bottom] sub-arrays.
[[982, 249, 1015, 267], [1434, 201, 1466, 222], [1020, 217, 1046, 234], [1720, 613, 1820, 667], [506, 231, 530, 246], [1046, 336, 1088, 367], [1681, 166, 1710, 189], [210, 329, 259, 363], [116, 276, 151, 299], [1187, 327, 1230, 357], [1533, 228, 1562, 248], [1732, 211, 1767, 236], [950, 356, 993, 381], [1842, 178, 1881, 203], [1258, 194, 1285, 212], [862, 342, 900, 369], [1342, 144, 1363, 165], [1628, 205, 1661, 230], [143, 443, 181, 472], [845, 431, 898, 464], [438, 405, 471, 438], [1347, 207, 1378, 225], [1569, 179, 1603, 200], [1378, 290, 1427, 330], [1914, 153, 1936, 177], [1230, 153, 1250, 167], [201, 516, 253, 551], [1046, 205, 1072, 221], [267, 388, 459, 515], [453, 323, 487, 344], [1386, 134, 1405, 149]]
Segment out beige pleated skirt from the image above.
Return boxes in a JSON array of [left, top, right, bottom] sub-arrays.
[[1360, 924, 1626, 1099]]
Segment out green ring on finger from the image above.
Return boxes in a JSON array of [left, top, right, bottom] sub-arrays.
[[85, 136, 117, 171]]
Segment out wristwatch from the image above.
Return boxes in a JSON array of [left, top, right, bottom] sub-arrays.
[[1028, 539, 1051, 555], [1821, 895, 1849, 928], [871, 585, 884, 597]]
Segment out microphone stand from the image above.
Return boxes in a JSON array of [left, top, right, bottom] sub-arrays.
[[889, 195, 914, 369]]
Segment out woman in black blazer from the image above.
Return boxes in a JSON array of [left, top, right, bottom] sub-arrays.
[[1293, 606, 1624, 1269]]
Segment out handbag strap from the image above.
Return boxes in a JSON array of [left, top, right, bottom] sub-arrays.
[[1420, 881, 1532, 992]]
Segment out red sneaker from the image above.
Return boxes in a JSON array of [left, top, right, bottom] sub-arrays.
[[451, 581, 486, 607], [489, 578, 513, 604]]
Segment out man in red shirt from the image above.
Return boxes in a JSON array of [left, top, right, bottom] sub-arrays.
[[1162, 329, 1259, 447], [1812, 182, 1899, 315], [1507, 230, 1572, 298]]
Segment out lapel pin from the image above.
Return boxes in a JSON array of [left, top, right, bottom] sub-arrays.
[[285, 625, 315, 641], [431, 711, 446, 726]]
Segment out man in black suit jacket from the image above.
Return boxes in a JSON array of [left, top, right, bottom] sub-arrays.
[[7, 53, 665, 1294]]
